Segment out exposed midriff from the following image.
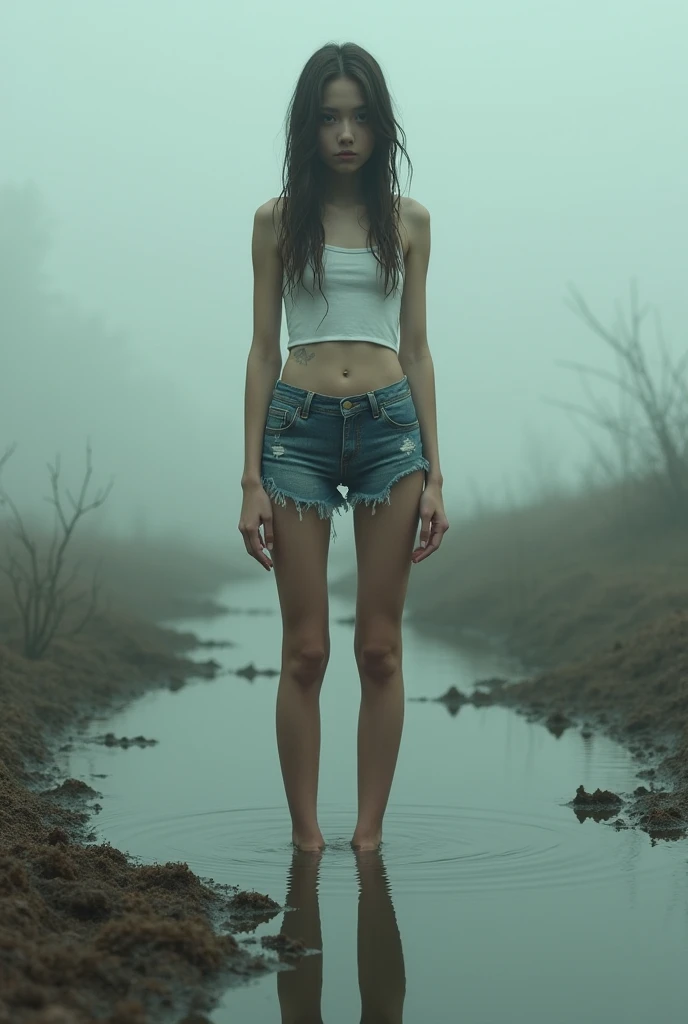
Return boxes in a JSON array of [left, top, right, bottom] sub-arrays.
[[280, 340, 404, 398]]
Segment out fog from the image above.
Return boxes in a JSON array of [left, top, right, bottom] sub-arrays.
[[3, 0, 686, 562]]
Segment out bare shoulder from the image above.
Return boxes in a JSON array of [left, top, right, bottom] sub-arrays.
[[401, 196, 430, 228], [399, 197, 430, 257], [254, 197, 284, 243], [255, 196, 284, 218]]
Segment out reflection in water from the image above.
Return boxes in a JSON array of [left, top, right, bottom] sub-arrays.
[[277, 850, 405, 1023], [62, 580, 688, 1022]]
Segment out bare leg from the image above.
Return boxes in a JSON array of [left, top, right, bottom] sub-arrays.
[[351, 470, 424, 851], [272, 501, 331, 851], [277, 850, 324, 1023], [356, 851, 406, 1023]]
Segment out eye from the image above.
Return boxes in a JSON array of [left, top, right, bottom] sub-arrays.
[[320, 112, 369, 124]]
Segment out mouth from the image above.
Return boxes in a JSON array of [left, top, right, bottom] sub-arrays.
[[336, 152, 357, 159]]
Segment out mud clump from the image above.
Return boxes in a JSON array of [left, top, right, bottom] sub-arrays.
[[628, 785, 688, 841], [261, 933, 308, 960], [436, 685, 469, 714], [409, 685, 470, 716], [638, 805, 686, 839], [545, 710, 574, 737], [228, 890, 279, 912], [572, 785, 623, 808], [95, 734, 159, 748], [234, 662, 279, 682], [571, 785, 624, 823], [45, 779, 98, 799], [223, 889, 282, 935]]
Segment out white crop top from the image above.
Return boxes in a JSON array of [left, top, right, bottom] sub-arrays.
[[284, 245, 404, 353]]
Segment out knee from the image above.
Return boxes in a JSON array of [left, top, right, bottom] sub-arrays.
[[285, 641, 329, 689], [355, 641, 400, 683]]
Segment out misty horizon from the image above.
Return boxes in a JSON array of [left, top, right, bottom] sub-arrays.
[[3, 0, 686, 560]]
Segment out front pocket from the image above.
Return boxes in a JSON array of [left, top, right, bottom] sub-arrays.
[[379, 395, 419, 429], [264, 402, 300, 434]]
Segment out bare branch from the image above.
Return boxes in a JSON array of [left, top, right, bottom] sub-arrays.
[[555, 359, 641, 402], [542, 397, 638, 441], [556, 282, 688, 510], [0, 440, 114, 658], [0, 443, 17, 480]]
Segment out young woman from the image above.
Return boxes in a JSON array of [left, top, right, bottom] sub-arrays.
[[239, 42, 449, 853]]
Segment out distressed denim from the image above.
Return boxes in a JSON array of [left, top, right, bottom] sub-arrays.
[[261, 375, 429, 533]]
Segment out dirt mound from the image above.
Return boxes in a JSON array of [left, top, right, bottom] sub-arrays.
[[0, 604, 279, 1022]]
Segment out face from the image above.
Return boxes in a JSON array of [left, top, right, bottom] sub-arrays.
[[316, 76, 375, 175]]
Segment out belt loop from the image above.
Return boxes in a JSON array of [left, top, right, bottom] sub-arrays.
[[301, 391, 315, 419], [367, 390, 380, 418]]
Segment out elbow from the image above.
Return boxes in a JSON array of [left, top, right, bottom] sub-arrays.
[[249, 335, 282, 367], [399, 337, 431, 369]]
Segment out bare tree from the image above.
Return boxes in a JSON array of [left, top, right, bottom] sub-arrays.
[[0, 444, 15, 474], [0, 441, 114, 659], [546, 280, 688, 511]]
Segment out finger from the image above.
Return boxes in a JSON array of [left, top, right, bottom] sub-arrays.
[[263, 515, 274, 552], [413, 523, 445, 562], [429, 520, 446, 548], [412, 517, 433, 556], [418, 514, 432, 549], [249, 528, 273, 570], [257, 527, 274, 569], [247, 520, 272, 564]]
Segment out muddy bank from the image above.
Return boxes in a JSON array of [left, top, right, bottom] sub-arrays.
[[0, 576, 283, 1022], [421, 607, 688, 844], [401, 478, 688, 671]]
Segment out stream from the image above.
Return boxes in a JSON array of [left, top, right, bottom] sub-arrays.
[[63, 575, 688, 1022]]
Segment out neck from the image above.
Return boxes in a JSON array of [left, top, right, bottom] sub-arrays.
[[321, 173, 366, 208]]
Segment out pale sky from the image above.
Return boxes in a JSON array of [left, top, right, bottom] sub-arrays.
[[2, 0, 686, 560]]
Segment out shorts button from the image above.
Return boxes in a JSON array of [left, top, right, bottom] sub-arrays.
[[342, 400, 353, 409]]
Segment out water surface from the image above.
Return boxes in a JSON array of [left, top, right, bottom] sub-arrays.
[[65, 576, 688, 1023]]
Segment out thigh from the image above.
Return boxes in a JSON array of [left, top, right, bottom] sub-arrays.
[[262, 398, 346, 520], [353, 470, 425, 635], [346, 387, 429, 511], [272, 498, 332, 641]]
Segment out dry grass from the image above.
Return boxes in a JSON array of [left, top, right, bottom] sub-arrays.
[[405, 473, 688, 669]]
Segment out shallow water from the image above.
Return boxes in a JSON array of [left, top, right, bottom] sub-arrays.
[[65, 576, 688, 1023]]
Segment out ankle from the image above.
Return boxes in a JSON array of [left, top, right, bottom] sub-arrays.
[[351, 824, 383, 852], [291, 824, 325, 852]]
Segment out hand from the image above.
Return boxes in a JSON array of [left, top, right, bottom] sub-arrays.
[[412, 481, 449, 564], [238, 482, 274, 570]]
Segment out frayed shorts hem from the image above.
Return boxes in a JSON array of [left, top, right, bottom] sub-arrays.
[[261, 476, 346, 521], [346, 459, 430, 515], [261, 458, 429, 538], [261, 476, 346, 539]]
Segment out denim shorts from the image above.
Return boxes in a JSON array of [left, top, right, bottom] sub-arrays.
[[261, 375, 430, 531]]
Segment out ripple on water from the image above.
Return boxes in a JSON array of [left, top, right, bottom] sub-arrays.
[[88, 801, 643, 896]]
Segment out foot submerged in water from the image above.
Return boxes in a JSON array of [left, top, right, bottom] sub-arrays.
[[350, 830, 382, 852], [292, 830, 326, 852]]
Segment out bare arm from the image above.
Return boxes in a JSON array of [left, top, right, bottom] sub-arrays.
[[242, 199, 284, 485], [398, 200, 442, 484], [238, 199, 283, 569], [398, 199, 449, 562]]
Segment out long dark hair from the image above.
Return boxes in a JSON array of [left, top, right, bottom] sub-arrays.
[[273, 42, 413, 319]]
